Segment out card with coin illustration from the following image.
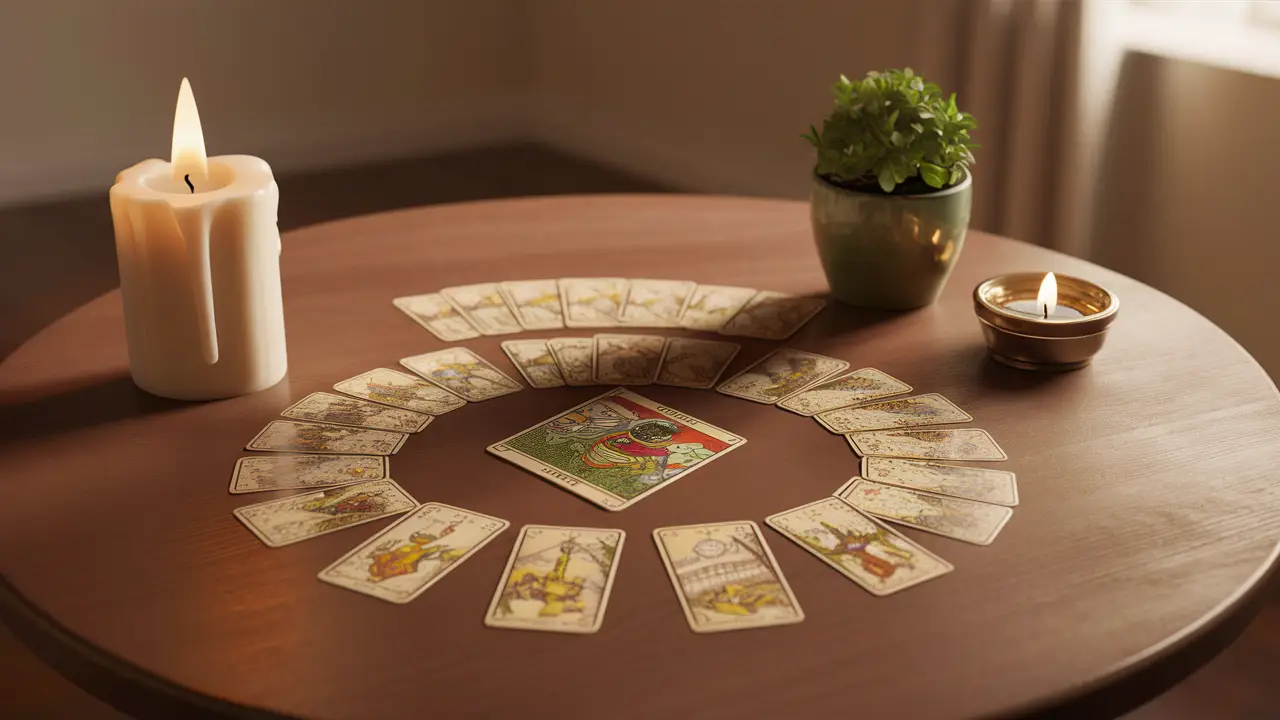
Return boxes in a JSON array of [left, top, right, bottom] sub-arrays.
[[652, 521, 803, 633], [814, 393, 970, 433], [679, 284, 758, 331], [859, 456, 1019, 506], [400, 347, 524, 402], [318, 502, 509, 604], [766, 497, 953, 596], [655, 338, 741, 389], [502, 339, 566, 389], [716, 348, 848, 404], [333, 367, 467, 415], [392, 293, 480, 341], [485, 525, 625, 633], [719, 291, 827, 340], [593, 334, 665, 385], [835, 478, 1013, 545], [846, 429, 1007, 461], [559, 277, 628, 327], [547, 337, 596, 386], [499, 279, 565, 330], [778, 367, 912, 416], [246, 420, 408, 455], [439, 283, 523, 335], [229, 454, 388, 494], [619, 279, 697, 327], [281, 392, 432, 433], [233, 479, 417, 548]]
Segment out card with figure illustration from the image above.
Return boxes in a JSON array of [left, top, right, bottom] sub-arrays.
[[679, 285, 758, 331], [859, 457, 1019, 506], [229, 454, 388, 494], [488, 388, 746, 511], [815, 393, 969, 433], [779, 367, 912, 416], [559, 277, 628, 327], [392, 293, 480, 341], [653, 521, 803, 633], [547, 337, 596, 386], [401, 347, 523, 402], [619, 279, 696, 326], [656, 338, 741, 389], [836, 478, 1013, 545], [716, 348, 848, 404], [485, 525, 625, 633], [766, 497, 953, 596], [318, 502, 509, 603], [439, 283, 523, 335], [846, 428, 1007, 461], [593, 334, 665, 385], [246, 420, 408, 455], [502, 339, 566, 389], [333, 368, 466, 415], [233, 479, 417, 548], [719, 291, 827, 340], [281, 392, 432, 433], [499, 279, 565, 330]]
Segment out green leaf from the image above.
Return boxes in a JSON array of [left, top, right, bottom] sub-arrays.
[[877, 164, 897, 193], [919, 162, 947, 188]]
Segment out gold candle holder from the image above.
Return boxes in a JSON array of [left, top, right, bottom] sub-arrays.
[[973, 272, 1120, 371]]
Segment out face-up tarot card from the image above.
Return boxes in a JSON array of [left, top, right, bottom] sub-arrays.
[[652, 521, 803, 633], [846, 429, 1007, 461], [619, 279, 696, 326], [488, 388, 746, 511], [860, 457, 1019, 506], [439, 283, 523, 335], [333, 368, 466, 416], [502, 339, 566, 389], [400, 347, 524, 402], [835, 478, 1013, 545], [716, 348, 849, 404], [593, 334, 665, 385], [228, 455, 388, 494], [718, 291, 827, 340], [318, 502, 509, 603], [499, 279, 565, 330], [233, 479, 417, 548], [484, 525, 625, 633], [246, 420, 408, 455], [679, 285, 758, 331], [281, 392, 432, 433], [766, 497, 953, 596], [655, 338, 740, 389], [815, 393, 970, 433], [778, 367, 912, 417], [547, 337, 596, 386], [559, 277, 628, 327], [392, 293, 481, 342]]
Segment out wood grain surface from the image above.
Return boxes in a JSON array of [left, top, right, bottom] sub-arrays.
[[0, 195, 1278, 720]]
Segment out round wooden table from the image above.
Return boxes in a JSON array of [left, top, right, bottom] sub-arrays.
[[2, 195, 1278, 720]]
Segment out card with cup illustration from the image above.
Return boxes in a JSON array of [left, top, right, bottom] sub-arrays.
[[400, 347, 524, 402], [593, 334, 665, 385], [333, 367, 467, 415], [547, 337, 596, 386], [846, 428, 1007, 461], [391, 293, 480, 341], [233, 479, 417, 548], [281, 392, 432, 433], [499, 279, 565, 330], [438, 283, 523, 335], [835, 478, 1013, 545], [814, 393, 970, 433], [716, 348, 848, 404], [501, 339, 566, 389], [655, 337, 741, 389], [778, 367, 912, 417]]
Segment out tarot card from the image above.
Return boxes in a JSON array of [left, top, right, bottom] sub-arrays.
[[779, 367, 913, 417], [815, 393, 970, 433], [619, 279, 696, 326], [716, 348, 849, 404], [488, 388, 746, 511], [499, 279, 565, 330], [485, 525, 625, 633], [559, 277, 628, 327], [655, 338, 741, 389], [679, 285, 758, 331], [547, 337, 595, 387], [233, 479, 417, 548], [652, 521, 803, 633], [502, 339, 566, 389], [846, 429, 1007, 461], [246, 420, 408, 455], [593, 334, 665, 385], [391, 293, 480, 341], [766, 497, 953, 596], [835, 478, 1013, 546], [400, 347, 523, 402], [719, 291, 827, 340], [229, 454, 388, 494], [860, 457, 1019, 506], [439, 283, 523, 335], [318, 502, 509, 604], [281, 392, 432, 433], [333, 367, 466, 416]]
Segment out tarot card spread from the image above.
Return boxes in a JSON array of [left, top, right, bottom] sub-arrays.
[[861, 457, 1019, 507], [593, 334, 665, 385], [559, 277, 628, 327], [400, 347, 523, 402], [439, 283, 522, 335], [814, 393, 970, 433], [499, 279, 565, 330], [836, 478, 1013, 546], [718, 291, 827, 340], [619, 279, 696, 327], [229, 455, 388, 494], [716, 348, 849, 404], [391, 293, 480, 342], [488, 388, 746, 511], [319, 503, 510, 604], [547, 337, 595, 386], [846, 429, 1007, 461], [653, 521, 803, 633], [779, 367, 913, 417], [502, 339, 566, 389], [246, 420, 408, 456], [655, 338, 740, 389], [485, 525, 625, 633], [281, 392, 432, 433], [333, 367, 467, 416], [766, 497, 953, 596], [234, 479, 418, 548], [679, 285, 758, 331]]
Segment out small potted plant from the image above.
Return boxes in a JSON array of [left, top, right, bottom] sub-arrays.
[[805, 69, 977, 310]]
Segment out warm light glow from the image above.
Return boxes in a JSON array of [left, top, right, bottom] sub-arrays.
[[1037, 272, 1058, 319], [171, 77, 208, 186]]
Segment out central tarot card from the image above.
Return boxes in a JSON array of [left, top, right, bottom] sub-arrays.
[[487, 388, 746, 511]]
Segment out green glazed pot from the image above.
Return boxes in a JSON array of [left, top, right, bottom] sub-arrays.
[[810, 171, 972, 310]]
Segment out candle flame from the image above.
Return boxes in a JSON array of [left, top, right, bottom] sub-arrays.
[[1038, 272, 1058, 319], [171, 77, 208, 185]]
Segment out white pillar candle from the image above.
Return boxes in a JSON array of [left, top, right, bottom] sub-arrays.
[[108, 79, 287, 400]]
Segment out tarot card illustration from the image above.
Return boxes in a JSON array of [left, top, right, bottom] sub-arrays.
[[679, 285, 758, 331], [814, 393, 968, 433], [246, 420, 408, 455], [836, 479, 1013, 546], [548, 337, 595, 386], [619, 279, 696, 326], [488, 388, 746, 511], [779, 367, 913, 417], [439, 283, 522, 335], [281, 392, 432, 433], [233, 479, 417, 547], [846, 429, 1007, 461], [655, 338, 741, 389], [229, 454, 387, 494], [333, 367, 466, 415], [500, 279, 565, 330], [502, 339, 566, 389], [392, 293, 480, 341], [860, 457, 1019, 506], [593, 334, 665, 385], [559, 277, 628, 327], [716, 348, 849, 404], [400, 347, 523, 402], [718, 291, 826, 340]]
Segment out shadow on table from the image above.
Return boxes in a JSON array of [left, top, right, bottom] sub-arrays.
[[0, 373, 192, 448]]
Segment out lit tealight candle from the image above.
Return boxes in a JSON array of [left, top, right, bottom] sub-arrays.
[[999, 273, 1084, 320], [973, 272, 1120, 371]]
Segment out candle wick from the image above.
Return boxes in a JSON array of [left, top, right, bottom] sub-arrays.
[[184, 174, 194, 193], [1043, 304, 1048, 319]]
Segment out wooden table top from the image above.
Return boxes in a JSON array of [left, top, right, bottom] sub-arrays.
[[1, 195, 1278, 720]]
